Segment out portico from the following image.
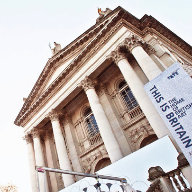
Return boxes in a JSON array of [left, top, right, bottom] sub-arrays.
[[17, 6, 192, 192]]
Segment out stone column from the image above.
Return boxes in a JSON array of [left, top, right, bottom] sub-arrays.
[[64, 115, 83, 181], [124, 35, 162, 81], [31, 128, 47, 192], [98, 83, 132, 156], [144, 44, 167, 72], [47, 109, 74, 187], [44, 130, 59, 192], [79, 76, 123, 163], [24, 134, 38, 192], [108, 50, 178, 148], [177, 153, 192, 187]]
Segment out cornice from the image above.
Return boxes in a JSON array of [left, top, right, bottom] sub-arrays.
[[15, 8, 122, 126], [15, 6, 192, 127], [140, 15, 192, 55], [15, 11, 123, 126]]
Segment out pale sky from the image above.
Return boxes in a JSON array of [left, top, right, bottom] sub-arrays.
[[0, 0, 192, 191]]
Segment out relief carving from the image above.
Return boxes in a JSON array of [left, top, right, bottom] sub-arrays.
[[123, 35, 144, 52], [96, 8, 112, 23], [79, 76, 96, 92], [108, 49, 128, 65], [23, 133, 33, 144], [143, 43, 156, 55], [46, 109, 62, 122], [31, 128, 41, 139], [82, 158, 92, 173], [129, 124, 152, 146], [182, 64, 192, 77]]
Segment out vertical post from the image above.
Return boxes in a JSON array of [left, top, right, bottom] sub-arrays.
[[47, 109, 75, 187], [79, 76, 123, 163]]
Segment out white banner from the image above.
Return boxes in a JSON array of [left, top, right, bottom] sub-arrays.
[[144, 62, 192, 167]]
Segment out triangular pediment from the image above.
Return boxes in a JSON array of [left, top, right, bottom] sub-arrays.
[[15, 6, 192, 126]]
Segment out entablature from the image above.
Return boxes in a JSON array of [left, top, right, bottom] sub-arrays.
[[15, 6, 192, 128]]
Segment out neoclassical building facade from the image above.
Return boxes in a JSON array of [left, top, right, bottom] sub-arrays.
[[14, 6, 192, 192]]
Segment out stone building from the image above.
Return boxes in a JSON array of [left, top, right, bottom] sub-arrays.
[[14, 6, 192, 192]]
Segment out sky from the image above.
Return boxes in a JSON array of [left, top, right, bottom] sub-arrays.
[[0, 0, 192, 191]]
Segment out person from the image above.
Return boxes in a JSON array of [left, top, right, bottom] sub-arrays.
[[51, 42, 61, 55]]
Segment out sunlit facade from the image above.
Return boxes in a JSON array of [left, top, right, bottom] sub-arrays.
[[14, 6, 192, 192]]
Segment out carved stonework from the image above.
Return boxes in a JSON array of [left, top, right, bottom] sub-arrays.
[[148, 166, 165, 181], [182, 64, 192, 77], [44, 130, 52, 140], [64, 114, 73, 125], [111, 89, 118, 99], [23, 133, 33, 144], [123, 35, 144, 52], [129, 125, 150, 146], [79, 76, 95, 92], [96, 8, 112, 23], [82, 158, 92, 173], [47, 109, 62, 122], [31, 128, 41, 138], [177, 153, 189, 167], [98, 83, 109, 96], [108, 49, 127, 65], [143, 43, 156, 55]]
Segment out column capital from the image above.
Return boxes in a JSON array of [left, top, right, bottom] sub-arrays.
[[31, 128, 41, 139], [123, 35, 144, 52], [143, 43, 156, 55], [44, 130, 52, 140], [23, 133, 33, 144], [64, 114, 73, 125], [46, 109, 62, 122], [107, 49, 128, 65], [79, 76, 96, 92]]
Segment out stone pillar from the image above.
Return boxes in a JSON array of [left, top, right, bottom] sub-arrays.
[[144, 44, 167, 72], [44, 130, 59, 192], [64, 115, 83, 181], [31, 128, 48, 192], [108, 49, 176, 145], [177, 153, 192, 187], [47, 109, 74, 187], [24, 134, 38, 192], [124, 35, 162, 81], [148, 166, 176, 192], [98, 83, 132, 156], [79, 76, 123, 163]]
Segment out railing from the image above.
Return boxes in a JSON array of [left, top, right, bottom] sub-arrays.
[[89, 132, 102, 145], [147, 163, 192, 192], [168, 169, 191, 192], [128, 106, 143, 119]]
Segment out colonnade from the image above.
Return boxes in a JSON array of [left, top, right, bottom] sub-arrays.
[[24, 35, 178, 192]]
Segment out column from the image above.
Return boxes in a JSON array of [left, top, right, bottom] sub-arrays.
[[124, 35, 162, 81], [64, 115, 83, 181], [44, 131, 59, 192], [47, 109, 74, 187], [31, 128, 48, 192], [144, 44, 167, 71], [99, 83, 132, 156], [108, 49, 179, 151], [24, 134, 38, 192], [79, 76, 123, 163]]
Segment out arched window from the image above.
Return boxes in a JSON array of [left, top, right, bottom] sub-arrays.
[[119, 80, 138, 111], [84, 108, 99, 137]]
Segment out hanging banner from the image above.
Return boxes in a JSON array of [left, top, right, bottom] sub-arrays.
[[144, 62, 192, 167]]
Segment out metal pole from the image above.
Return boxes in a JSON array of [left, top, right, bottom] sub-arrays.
[[44, 171, 47, 192], [36, 167, 40, 192], [36, 166, 127, 183]]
